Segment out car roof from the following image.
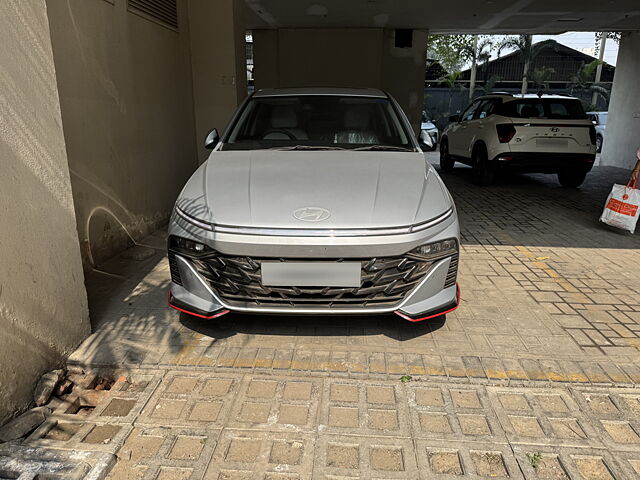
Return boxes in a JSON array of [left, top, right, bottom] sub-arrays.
[[477, 93, 581, 102], [253, 87, 388, 98]]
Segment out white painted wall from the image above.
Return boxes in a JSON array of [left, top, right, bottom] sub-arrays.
[[188, 0, 248, 162], [601, 31, 640, 170], [0, 1, 90, 423], [46, 0, 198, 267]]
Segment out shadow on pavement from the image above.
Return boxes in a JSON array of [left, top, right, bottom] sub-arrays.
[[180, 311, 447, 343]]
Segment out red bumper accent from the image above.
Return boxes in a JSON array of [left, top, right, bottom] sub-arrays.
[[394, 284, 460, 322], [168, 291, 230, 319]]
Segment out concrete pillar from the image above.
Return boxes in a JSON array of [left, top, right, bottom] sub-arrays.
[[188, 0, 247, 161], [253, 28, 427, 134], [601, 31, 640, 170], [0, 0, 90, 423], [381, 29, 428, 134]]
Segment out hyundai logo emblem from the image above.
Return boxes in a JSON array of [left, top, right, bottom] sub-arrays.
[[293, 207, 331, 222], [550, 127, 560, 132]]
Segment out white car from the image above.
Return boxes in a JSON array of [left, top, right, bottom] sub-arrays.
[[587, 111, 607, 153], [419, 112, 439, 151], [440, 94, 597, 187]]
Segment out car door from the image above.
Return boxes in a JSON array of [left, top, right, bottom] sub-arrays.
[[448, 100, 481, 157], [453, 100, 485, 158], [467, 99, 499, 154]]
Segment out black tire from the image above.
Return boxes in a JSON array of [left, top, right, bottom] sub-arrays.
[[558, 170, 587, 188], [596, 135, 603, 153], [439, 140, 455, 173], [472, 145, 495, 186]]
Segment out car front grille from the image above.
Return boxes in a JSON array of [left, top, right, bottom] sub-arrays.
[[167, 250, 457, 309]]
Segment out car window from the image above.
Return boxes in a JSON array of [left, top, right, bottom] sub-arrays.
[[475, 100, 497, 119], [600, 113, 608, 125], [497, 99, 586, 119], [461, 101, 481, 122], [223, 95, 412, 150]]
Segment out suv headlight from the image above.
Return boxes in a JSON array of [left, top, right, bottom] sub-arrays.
[[410, 238, 458, 260]]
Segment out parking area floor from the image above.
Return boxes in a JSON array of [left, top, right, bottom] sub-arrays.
[[39, 162, 640, 478]]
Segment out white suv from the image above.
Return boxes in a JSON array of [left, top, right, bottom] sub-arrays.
[[440, 94, 597, 187]]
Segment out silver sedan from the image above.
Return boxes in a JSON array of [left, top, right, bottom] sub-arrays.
[[168, 87, 460, 321]]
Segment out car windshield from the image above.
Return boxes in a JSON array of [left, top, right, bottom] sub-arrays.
[[497, 98, 587, 120], [222, 95, 413, 151]]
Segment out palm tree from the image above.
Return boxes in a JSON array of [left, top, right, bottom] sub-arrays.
[[530, 66, 555, 91], [497, 35, 546, 94], [438, 71, 467, 119], [465, 36, 495, 100], [569, 60, 611, 108], [481, 75, 501, 96]]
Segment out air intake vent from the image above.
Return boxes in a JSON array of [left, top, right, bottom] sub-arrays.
[[128, 0, 178, 30]]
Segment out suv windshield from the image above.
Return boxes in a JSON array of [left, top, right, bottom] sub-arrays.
[[496, 98, 587, 120], [223, 95, 413, 151]]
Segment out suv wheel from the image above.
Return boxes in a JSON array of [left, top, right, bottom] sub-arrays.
[[439, 140, 455, 173], [558, 170, 587, 188], [472, 145, 495, 186], [596, 135, 603, 153]]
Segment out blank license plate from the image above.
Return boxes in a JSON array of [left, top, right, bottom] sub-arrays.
[[261, 262, 361, 287], [536, 138, 568, 147]]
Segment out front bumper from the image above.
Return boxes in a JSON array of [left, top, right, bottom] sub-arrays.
[[167, 213, 460, 321], [492, 152, 596, 173]]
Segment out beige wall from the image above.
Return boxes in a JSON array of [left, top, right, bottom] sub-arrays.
[[0, 1, 90, 423], [601, 31, 640, 169], [46, 0, 198, 267], [188, 0, 248, 162], [253, 28, 426, 132]]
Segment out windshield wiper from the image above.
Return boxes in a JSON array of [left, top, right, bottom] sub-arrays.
[[353, 145, 413, 152], [269, 145, 346, 151]]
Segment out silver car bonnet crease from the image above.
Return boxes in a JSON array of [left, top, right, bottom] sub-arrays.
[[168, 88, 460, 320]]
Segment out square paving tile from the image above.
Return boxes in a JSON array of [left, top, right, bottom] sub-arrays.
[[137, 372, 239, 427], [204, 430, 314, 479], [227, 376, 322, 432], [314, 434, 418, 479]]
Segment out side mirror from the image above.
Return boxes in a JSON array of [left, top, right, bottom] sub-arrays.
[[204, 128, 220, 150], [449, 115, 460, 123]]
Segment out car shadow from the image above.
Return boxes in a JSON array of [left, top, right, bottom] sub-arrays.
[[179, 311, 447, 342]]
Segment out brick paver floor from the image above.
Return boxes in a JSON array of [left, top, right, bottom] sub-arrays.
[[52, 162, 640, 478]]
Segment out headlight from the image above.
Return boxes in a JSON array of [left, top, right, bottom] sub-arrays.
[[410, 238, 458, 259], [169, 235, 210, 254]]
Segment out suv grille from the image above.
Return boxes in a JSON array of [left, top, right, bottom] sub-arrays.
[[167, 251, 457, 309]]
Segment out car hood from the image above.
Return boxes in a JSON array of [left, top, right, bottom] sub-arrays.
[[176, 150, 451, 230], [421, 121, 437, 131]]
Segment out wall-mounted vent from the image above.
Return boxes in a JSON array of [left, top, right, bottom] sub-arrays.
[[128, 0, 178, 30]]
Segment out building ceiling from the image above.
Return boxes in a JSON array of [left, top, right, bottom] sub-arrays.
[[244, 0, 640, 33]]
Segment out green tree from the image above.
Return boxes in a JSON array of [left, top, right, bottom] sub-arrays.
[[428, 35, 497, 100], [569, 60, 610, 109], [428, 35, 476, 72], [530, 66, 555, 91], [465, 36, 495, 100], [497, 35, 547, 94], [594, 32, 621, 55], [481, 75, 501, 96]]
